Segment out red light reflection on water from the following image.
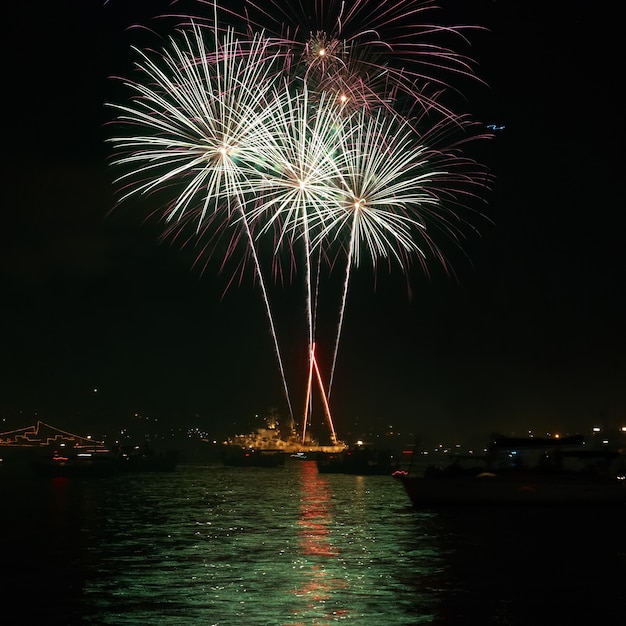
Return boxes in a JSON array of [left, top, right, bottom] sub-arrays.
[[287, 460, 348, 624], [48, 474, 72, 532], [297, 461, 338, 558]]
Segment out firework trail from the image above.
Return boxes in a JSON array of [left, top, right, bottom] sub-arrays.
[[318, 107, 491, 395], [108, 1, 492, 439], [239, 86, 346, 432], [317, 107, 448, 396]]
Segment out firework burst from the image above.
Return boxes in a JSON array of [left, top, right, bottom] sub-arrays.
[[108, 26, 284, 220], [108, 24, 299, 419], [108, 1, 493, 438]]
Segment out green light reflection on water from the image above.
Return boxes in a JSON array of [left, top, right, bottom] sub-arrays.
[[76, 462, 442, 625]]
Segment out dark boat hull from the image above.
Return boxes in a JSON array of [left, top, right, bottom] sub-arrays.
[[32, 455, 119, 478], [316, 448, 399, 476], [395, 472, 626, 506], [116, 446, 179, 472], [30, 447, 179, 477], [396, 432, 626, 506], [221, 446, 286, 468]]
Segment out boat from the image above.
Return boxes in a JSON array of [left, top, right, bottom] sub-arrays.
[[316, 442, 400, 476], [31, 444, 179, 477], [0, 421, 119, 477], [0, 421, 181, 476], [31, 444, 120, 477], [222, 409, 346, 463], [394, 433, 626, 506], [221, 445, 286, 467], [115, 444, 179, 473]]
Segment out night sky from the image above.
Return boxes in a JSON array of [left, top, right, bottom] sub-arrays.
[[1, 1, 624, 446]]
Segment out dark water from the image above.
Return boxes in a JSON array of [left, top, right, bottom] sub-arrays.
[[2, 460, 624, 625]]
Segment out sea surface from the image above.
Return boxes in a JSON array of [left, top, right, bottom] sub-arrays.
[[1, 459, 624, 625]]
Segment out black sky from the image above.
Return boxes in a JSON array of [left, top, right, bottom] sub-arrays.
[[1, 1, 624, 445]]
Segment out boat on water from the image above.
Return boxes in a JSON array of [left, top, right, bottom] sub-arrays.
[[316, 442, 400, 476], [31, 445, 120, 477], [115, 444, 179, 473], [394, 433, 626, 506], [221, 445, 286, 468], [0, 421, 179, 477], [31, 443, 180, 477], [222, 411, 346, 467], [1, 421, 118, 477]]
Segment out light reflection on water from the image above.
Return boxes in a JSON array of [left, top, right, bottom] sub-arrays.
[[2, 461, 625, 625], [78, 461, 442, 625]]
